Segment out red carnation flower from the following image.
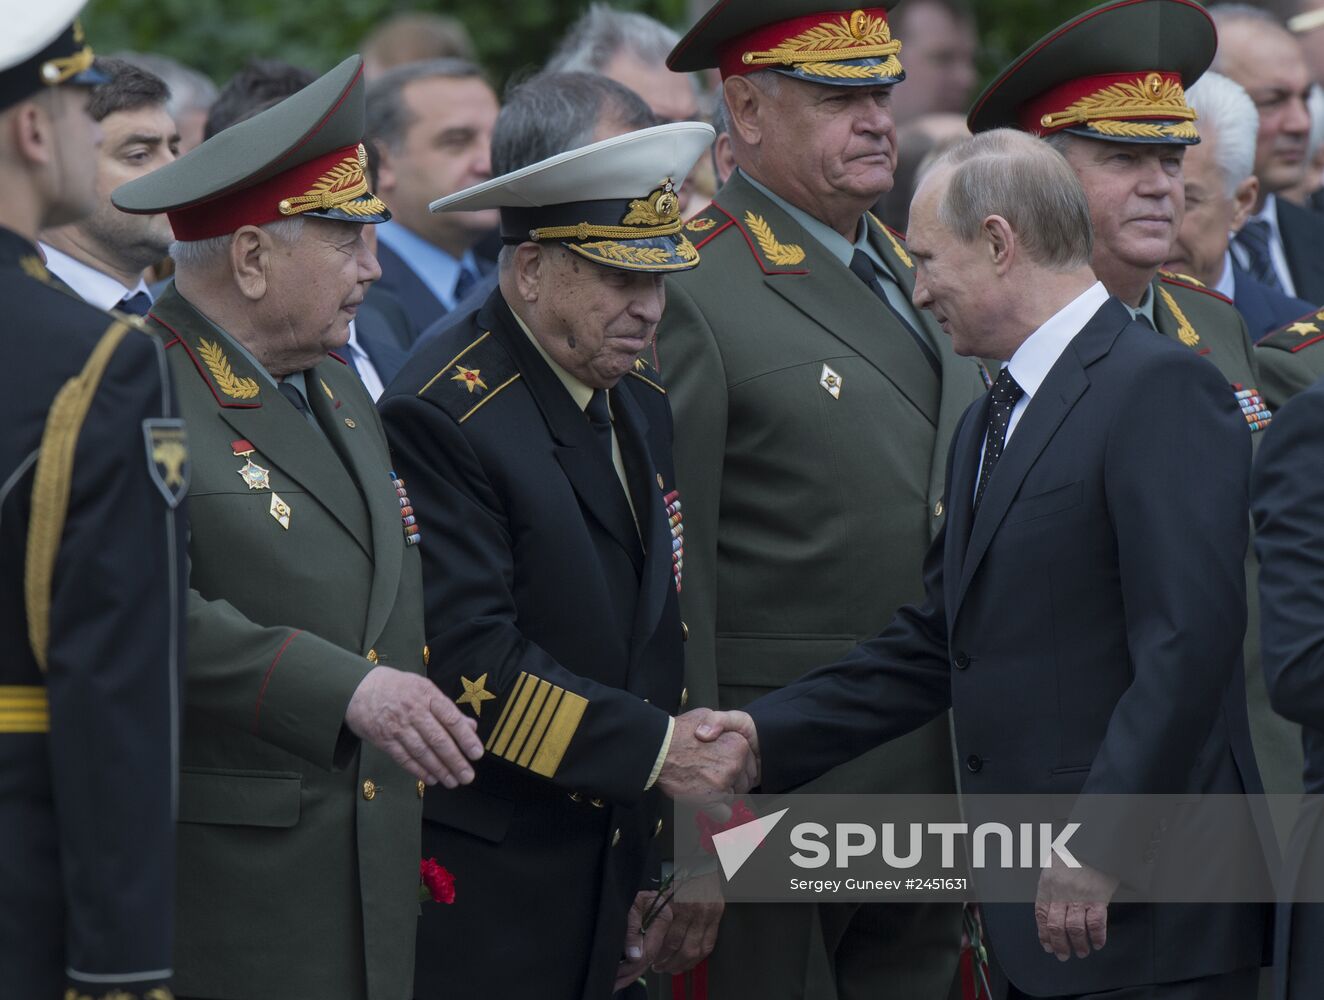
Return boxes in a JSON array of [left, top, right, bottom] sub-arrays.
[[696, 799, 759, 854], [419, 858, 456, 904]]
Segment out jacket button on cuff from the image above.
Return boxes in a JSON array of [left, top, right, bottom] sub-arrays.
[[569, 791, 584, 803], [680, 687, 689, 709], [417, 779, 426, 799], [366, 648, 379, 664], [965, 755, 982, 773], [934, 500, 945, 517], [423, 644, 430, 667], [362, 778, 377, 800]]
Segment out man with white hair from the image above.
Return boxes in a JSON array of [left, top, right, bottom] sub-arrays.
[[1165, 71, 1314, 341], [547, 3, 700, 124], [112, 55, 484, 1000]]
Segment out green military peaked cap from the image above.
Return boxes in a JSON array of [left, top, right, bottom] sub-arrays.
[[112, 54, 389, 240], [968, 0, 1216, 146], [668, 0, 904, 87], [0, 0, 107, 111]]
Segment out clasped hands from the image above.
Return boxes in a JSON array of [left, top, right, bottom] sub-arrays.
[[657, 708, 762, 802]]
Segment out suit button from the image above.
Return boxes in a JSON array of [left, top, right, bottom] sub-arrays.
[[366, 649, 379, 664], [569, 792, 584, 803], [612, 828, 622, 847], [934, 500, 945, 518], [591, 797, 605, 808], [681, 621, 690, 642], [680, 687, 689, 709], [362, 779, 377, 800], [417, 779, 426, 799], [655, 818, 664, 837], [953, 652, 970, 670], [423, 645, 430, 667], [965, 755, 982, 773]]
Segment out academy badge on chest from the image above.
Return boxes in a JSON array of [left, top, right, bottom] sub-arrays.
[[270, 493, 292, 529], [233, 438, 271, 490], [391, 470, 421, 546], [664, 489, 683, 593]]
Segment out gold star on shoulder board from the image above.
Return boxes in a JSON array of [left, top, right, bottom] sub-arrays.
[[456, 673, 497, 716], [1288, 321, 1320, 336], [452, 366, 488, 394]]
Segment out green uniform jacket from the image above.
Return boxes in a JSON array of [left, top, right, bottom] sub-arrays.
[[1255, 307, 1324, 414], [657, 172, 986, 797], [1153, 274, 1303, 803], [148, 285, 426, 1000]]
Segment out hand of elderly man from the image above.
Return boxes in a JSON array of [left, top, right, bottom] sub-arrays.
[[657, 709, 759, 802], [345, 666, 483, 788]]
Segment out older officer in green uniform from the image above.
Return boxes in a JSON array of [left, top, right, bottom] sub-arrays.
[[1256, 306, 1324, 410], [658, 2, 986, 996], [111, 56, 483, 1000], [967, 0, 1305, 819], [1, 3, 187, 998]]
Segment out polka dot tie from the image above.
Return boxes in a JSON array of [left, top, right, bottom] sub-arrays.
[[974, 367, 1024, 511]]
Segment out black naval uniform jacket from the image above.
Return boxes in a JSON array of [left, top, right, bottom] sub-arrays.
[[745, 298, 1273, 997], [379, 291, 686, 1000], [0, 229, 186, 999]]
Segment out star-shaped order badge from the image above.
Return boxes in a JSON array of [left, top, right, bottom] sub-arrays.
[[456, 673, 496, 716], [451, 366, 487, 394]]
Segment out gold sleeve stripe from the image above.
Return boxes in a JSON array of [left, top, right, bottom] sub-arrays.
[[487, 672, 537, 755], [517, 687, 564, 768], [503, 678, 552, 763], [420, 331, 492, 396], [484, 672, 525, 748], [529, 691, 588, 778], [0, 685, 50, 733]]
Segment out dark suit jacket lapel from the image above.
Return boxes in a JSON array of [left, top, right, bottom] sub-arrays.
[[1277, 199, 1324, 303], [487, 300, 644, 572], [716, 175, 940, 425], [375, 240, 446, 333], [611, 385, 672, 667], [305, 360, 403, 647], [150, 287, 373, 558], [952, 299, 1129, 617], [943, 393, 988, 614]]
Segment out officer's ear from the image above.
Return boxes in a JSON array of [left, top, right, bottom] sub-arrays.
[[509, 241, 544, 304], [723, 77, 764, 148], [6, 93, 57, 168], [230, 226, 270, 301]]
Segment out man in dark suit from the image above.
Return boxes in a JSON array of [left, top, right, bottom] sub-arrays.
[[380, 122, 755, 1000], [1252, 377, 1324, 999], [0, 7, 186, 999], [1211, 6, 1324, 305], [688, 128, 1272, 999]]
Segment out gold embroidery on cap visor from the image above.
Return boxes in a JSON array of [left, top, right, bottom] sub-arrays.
[[1040, 73, 1199, 142], [741, 10, 903, 82], [530, 182, 702, 272], [40, 45, 96, 85], [278, 144, 389, 219]]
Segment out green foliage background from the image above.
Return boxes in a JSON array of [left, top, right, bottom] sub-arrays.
[[81, 1, 1128, 92]]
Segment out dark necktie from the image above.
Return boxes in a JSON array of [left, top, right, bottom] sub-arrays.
[[454, 266, 478, 304], [974, 368, 1025, 511], [585, 389, 614, 465], [1234, 219, 1284, 292], [278, 381, 309, 414], [117, 290, 152, 316], [848, 249, 940, 374]]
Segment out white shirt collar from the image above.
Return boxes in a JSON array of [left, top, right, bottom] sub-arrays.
[[38, 242, 150, 312], [1005, 281, 1110, 399], [1215, 250, 1237, 301], [1252, 194, 1282, 238]]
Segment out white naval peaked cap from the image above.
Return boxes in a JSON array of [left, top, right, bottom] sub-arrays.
[[429, 121, 715, 274]]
